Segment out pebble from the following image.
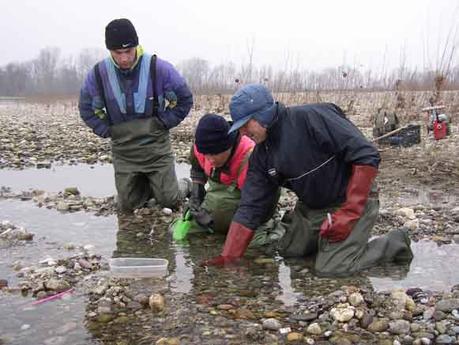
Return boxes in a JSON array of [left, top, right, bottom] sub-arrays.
[[435, 335, 455, 344], [306, 322, 322, 335], [149, 293, 165, 312], [262, 318, 282, 331], [162, 208, 173, 216], [331, 304, 355, 322]]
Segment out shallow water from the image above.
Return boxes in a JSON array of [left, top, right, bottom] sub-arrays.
[[1, 164, 459, 344], [0, 163, 191, 197]]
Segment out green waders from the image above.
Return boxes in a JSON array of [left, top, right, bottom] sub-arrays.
[[111, 117, 180, 212], [189, 179, 280, 237], [267, 190, 413, 276]]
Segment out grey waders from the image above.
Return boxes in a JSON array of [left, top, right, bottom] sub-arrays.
[[262, 190, 413, 276], [111, 117, 180, 212]]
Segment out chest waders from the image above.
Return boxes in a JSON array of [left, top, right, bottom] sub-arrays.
[[271, 183, 412, 276], [95, 55, 179, 212]]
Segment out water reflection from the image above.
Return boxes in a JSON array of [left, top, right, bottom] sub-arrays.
[[170, 245, 193, 294], [368, 240, 459, 291], [0, 162, 190, 197]]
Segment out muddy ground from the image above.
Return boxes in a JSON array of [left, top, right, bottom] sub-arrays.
[[0, 93, 458, 345]]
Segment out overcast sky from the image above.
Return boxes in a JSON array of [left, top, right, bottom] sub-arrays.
[[1, 0, 457, 71]]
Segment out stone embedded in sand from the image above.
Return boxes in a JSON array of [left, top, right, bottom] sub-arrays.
[[149, 293, 165, 312]]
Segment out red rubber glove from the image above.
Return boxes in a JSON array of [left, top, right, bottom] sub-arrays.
[[320, 165, 378, 242], [201, 221, 254, 267]]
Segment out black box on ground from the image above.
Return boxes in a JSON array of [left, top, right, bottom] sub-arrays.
[[379, 124, 421, 147]]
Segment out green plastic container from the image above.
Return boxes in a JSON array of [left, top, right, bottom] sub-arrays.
[[171, 209, 192, 241]]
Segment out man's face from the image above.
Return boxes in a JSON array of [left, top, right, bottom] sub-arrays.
[[204, 149, 232, 168], [110, 47, 136, 69], [239, 119, 267, 144]]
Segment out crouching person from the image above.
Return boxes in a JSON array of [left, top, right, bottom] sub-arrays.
[[203, 84, 413, 276], [184, 113, 279, 237]]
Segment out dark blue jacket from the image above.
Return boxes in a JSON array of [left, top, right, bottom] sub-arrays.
[[233, 103, 380, 230], [78, 53, 193, 137]]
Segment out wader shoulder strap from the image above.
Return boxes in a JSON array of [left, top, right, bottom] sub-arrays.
[[94, 63, 112, 124], [150, 54, 159, 116], [236, 148, 253, 177]]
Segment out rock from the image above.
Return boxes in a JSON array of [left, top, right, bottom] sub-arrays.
[[262, 318, 282, 331], [306, 322, 322, 335], [92, 284, 107, 295], [360, 312, 373, 329], [97, 313, 114, 323], [389, 319, 411, 334], [234, 308, 255, 320], [149, 293, 165, 312], [56, 201, 69, 211], [435, 299, 459, 312], [331, 337, 352, 345], [391, 289, 410, 310], [423, 307, 435, 320], [155, 338, 180, 345], [54, 266, 67, 274], [349, 292, 364, 306], [396, 207, 416, 219], [287, 332, 303, 342], [435, 335, 454, 344], [433, 310, 447, 321], [78, 259, 92, 270], [0, 279, 8, 289], [21, 324, 31, 330], [44, 278, 71, 292], [404, 219, 419, 230], [331, 304, 355, 322], [64, 187, 80, 196], [292, 311, 318, 321], [367, 318, 389, 332], [134, 293, 149, 307], [217, 304, 233, 310], [435, 320, 448, 334], [162, 208, 173, 216]]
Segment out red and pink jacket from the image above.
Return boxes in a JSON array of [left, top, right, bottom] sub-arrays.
[[193, 135, 255, 189]]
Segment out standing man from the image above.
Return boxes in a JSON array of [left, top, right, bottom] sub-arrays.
[[204, 84, 413, 276], [79, 19, 193, 212]]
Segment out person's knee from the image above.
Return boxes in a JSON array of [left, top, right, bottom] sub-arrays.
[[156, 192, 180, 209]]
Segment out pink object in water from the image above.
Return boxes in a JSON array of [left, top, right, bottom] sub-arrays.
[[31, 288, 74, 305]]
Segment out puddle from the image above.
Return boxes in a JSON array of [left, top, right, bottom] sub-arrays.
[[381, 186, 458, 207], [368, 240, 459, 291], [0, 163, 190, 197]]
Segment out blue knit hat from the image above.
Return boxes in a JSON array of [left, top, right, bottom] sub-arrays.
[[228, 84, 277, 133], [195, 114, 237, 154]]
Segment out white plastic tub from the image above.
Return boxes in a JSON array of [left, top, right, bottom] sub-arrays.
[[109, 258, 168, 278]]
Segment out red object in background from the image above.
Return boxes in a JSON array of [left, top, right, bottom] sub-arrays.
[[433, 120, 447, 140]]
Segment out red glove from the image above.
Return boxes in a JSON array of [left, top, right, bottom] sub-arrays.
[[320, 165, 378, 242], [201, 222, 254, 267]]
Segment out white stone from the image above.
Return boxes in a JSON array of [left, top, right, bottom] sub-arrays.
[[162, 208, 173, 216], [395, 207, 416, 219]]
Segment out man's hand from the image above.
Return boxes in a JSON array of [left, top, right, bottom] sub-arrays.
[[319, 211, 354, 242], [200, 222, 254, 268], [320, 165, 378, 243], [201, 255, 241, 267], [191, 207, 213, 228]]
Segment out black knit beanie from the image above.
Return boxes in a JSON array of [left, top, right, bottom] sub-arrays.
[[195, 114, 237, 154], [105, 18, 138, 50]]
